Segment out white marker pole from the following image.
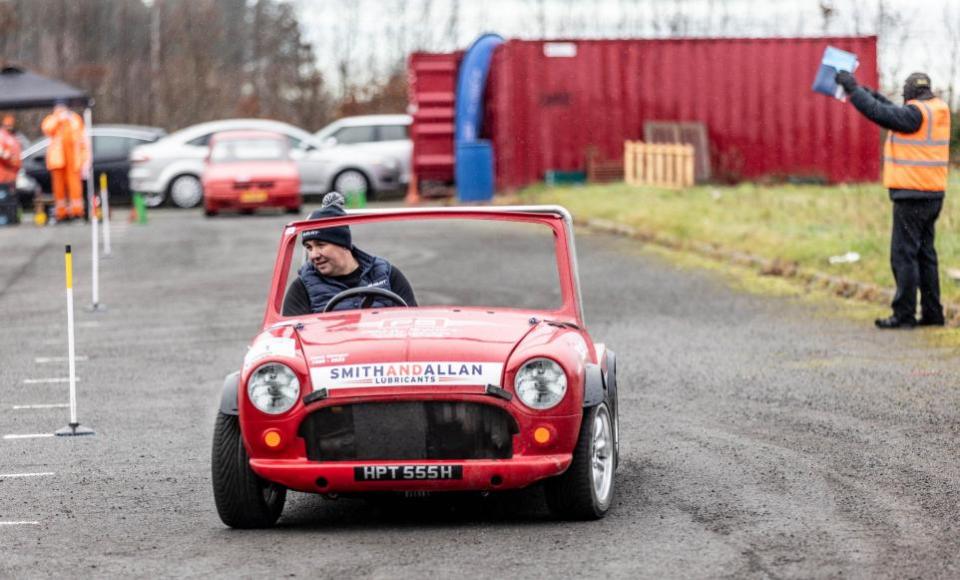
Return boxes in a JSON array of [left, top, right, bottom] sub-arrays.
[[65, 246, 77, 424], [84, 107, 103, 312], [100, 173, 112, 257], [56, 246, 94, 437]]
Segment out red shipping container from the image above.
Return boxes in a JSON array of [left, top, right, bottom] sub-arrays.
[[407, 52, 461, 185], [487, 37, 881, 190]]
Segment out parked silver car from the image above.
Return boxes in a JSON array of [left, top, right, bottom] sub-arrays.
[[315, 114, 412, 186], [129, 119, 401, 208]]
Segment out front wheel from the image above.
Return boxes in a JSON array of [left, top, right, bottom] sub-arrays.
[[211, 412, 286, 528], [545, 403, 616, 520]]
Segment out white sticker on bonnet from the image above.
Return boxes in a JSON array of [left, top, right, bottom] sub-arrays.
[[310, 361, 504, 390]]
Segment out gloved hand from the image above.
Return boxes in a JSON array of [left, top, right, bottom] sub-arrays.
[[835, 70, 858, 94]]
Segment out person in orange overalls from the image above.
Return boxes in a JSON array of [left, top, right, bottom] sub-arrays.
[[0, 115, 21, 190], [42, 102, 88, 220]]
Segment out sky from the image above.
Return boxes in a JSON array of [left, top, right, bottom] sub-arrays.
[[295, 0, 959, 103]]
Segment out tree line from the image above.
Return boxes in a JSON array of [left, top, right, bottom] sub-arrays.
[[0, 0, 367, 136]]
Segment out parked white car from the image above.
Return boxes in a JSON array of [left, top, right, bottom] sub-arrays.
[[315, 114, 412, 186], [129, 119, 401, 208]]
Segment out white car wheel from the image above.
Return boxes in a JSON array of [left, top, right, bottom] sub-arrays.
[[333, 170, 369, 198], [169, 174, 204, 209]]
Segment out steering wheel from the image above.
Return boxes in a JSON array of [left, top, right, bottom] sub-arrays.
[[322, 287, 408, 313]]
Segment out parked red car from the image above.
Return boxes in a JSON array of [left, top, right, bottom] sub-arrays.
[[211, 207, 619, 527], [202, 130, 301, 216]]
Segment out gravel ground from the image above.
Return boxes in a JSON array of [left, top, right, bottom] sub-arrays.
[[0, 208, 957, 579]]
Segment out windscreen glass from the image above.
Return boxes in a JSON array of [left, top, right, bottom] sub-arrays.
[[283, 218, 563, 314], [210, 138, 288, 162]]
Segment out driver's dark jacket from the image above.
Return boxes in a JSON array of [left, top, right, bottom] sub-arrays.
[[282, 247, 417, 316]]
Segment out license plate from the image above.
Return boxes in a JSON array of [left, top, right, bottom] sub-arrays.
[[354, 465, 463, 481], [240, 189, 268, 203]]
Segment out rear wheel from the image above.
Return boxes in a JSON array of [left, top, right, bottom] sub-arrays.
[[168, 174, 203, 209], [545, 403, 616, 520], [332, 169, 370, 200], [211, 412, 286, 528]]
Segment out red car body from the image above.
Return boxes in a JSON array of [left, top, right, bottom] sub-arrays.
[[213, 207, 619, 527], [202, 130, 301, 215]]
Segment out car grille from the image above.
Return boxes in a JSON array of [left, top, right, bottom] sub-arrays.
[[298, 401, 517, 461]]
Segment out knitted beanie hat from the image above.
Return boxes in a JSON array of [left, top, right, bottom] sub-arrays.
[[302, 192, 351, 248]]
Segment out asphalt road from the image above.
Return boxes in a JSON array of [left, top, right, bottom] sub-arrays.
[[1, 208, 958, 578]]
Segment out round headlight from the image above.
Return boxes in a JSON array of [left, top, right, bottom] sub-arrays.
[[247, 363, 300, 414], [514, 358, 567, 410]]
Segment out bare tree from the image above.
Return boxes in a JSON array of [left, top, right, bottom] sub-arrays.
[[944, 2, 960, 108]]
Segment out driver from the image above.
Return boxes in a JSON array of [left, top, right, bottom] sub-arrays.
[[282, 193, 417, 315]]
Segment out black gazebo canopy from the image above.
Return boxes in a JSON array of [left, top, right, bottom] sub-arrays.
[[0, 66, 91, 110]]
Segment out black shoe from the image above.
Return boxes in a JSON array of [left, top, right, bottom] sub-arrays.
[[917, 317, 945, 327], [875, 315, 916, 329]]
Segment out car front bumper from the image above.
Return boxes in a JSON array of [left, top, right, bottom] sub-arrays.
[[242, 392, 582, 494], [249, 454, 573, 494], [370, 166, 401, 191]]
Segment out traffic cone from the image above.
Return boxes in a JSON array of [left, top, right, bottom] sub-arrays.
[[404, 171, 420, 205]]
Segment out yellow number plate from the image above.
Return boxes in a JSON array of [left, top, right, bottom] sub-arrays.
[[240, 189, 268, 203]]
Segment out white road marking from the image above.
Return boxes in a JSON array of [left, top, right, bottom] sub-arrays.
[[0, 472, 54, 478], [35, 356, 88, 364], [0, 521, 40, 526], [2, 434, 55, 440], [23, 378, 79, 384], [12, 404, 69, 410]]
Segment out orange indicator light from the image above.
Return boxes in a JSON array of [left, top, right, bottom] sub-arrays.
[[533, 427, 551, 444], [263, 430, 282, 448]]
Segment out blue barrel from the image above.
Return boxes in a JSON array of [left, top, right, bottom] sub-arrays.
[[455, 140, 495, 202]]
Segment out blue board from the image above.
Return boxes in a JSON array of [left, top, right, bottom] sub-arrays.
[[812, 46, 858, 99]]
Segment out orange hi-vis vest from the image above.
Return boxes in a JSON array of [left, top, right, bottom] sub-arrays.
[[883, 97, 950, 191]]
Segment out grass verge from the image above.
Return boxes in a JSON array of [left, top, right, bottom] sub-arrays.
[[516, 178, 960, 329]]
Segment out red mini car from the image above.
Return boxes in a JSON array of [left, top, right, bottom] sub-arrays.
[[202, 130, 301, 216], [211, 207, 619, 527]]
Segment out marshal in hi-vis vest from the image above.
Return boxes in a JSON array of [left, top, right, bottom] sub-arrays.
[[883, 97, 951, 191]]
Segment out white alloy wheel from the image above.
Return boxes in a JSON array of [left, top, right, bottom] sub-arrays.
[[591, 403, 615, 508], [169, 174, 204, 208], [333, 170, 369, 198]]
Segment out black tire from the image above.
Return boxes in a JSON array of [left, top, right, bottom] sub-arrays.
[[211, 412, 286, 528], [285, 206, 301, 215], [545, 403, 616, 520], [204, 209, 217, 217]]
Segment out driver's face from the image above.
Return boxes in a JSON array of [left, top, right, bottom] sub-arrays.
[[304, 240, 354, 276]]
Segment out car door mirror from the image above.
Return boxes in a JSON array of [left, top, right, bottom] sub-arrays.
[[323, 137, 337, 148], [289, 148, 306, 161]]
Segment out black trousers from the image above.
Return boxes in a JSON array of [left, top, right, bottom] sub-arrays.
[[890, 198, 944, 321]]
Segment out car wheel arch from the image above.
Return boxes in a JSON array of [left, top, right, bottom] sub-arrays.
[[583, 363, 605, 407], [220, 371, 240, 416]]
